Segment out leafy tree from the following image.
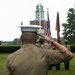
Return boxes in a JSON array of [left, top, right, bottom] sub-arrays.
[[13, 38, 20, 45], [62, 8, 75, 44]]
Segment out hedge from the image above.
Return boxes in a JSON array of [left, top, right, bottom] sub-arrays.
[[0, 45, 21, 53], [0, 45, 75, 53], [70, 45, 75, 53]]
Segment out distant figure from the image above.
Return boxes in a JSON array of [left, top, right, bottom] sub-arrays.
[[48, 46, 60, 70], [2, 25, 74, 75], [64, 40, 71, 70]]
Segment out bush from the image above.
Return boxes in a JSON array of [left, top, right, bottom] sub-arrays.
[[0, 45, 75, 53], [71, 45, 75, 53], [0, 45, 21, 53]]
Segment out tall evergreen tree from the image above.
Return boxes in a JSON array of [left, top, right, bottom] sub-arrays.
[[62, 8, 75, 44]]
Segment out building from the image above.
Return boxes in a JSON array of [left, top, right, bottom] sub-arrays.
[[30, 3, 47, 31]]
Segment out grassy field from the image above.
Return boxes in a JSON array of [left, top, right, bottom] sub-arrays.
[[0, 53, 75, 75]]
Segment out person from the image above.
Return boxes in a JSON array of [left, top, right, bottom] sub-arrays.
[[48, 46, 60, 70], [53, 45, 60, 70], [64, 40, 71, 70], [35, 29, 51, 49], [3, 25, 74, 75], [36, 35, 53, 70], [35, 36, 50, 49]]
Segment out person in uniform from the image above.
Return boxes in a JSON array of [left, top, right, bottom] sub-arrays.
[[64, 40, 71, 70], [35, 36, 50, 49], [3, 25, 74, 75]]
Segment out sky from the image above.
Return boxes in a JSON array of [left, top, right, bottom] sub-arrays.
[[0, 0, 75, 41]]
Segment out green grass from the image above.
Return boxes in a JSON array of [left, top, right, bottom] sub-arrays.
[[0, 53, 10, 75], [48, 53, 75, 75], [0, 53, 75, 75]]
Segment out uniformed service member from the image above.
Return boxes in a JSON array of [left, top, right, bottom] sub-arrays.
[[3, 25, 74, 75], [64, 40, 71, 70], [38, 39, 50, 49], [35, 35, 53, 70], [35, 29, 50, 49]]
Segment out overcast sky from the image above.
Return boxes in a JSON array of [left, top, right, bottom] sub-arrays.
[[0, 0, 75, 41]]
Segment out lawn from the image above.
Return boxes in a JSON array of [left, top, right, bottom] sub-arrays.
[[0, 53, 75, 75]]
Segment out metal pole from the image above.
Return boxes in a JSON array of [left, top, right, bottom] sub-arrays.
[[39, 0, 41, 29]]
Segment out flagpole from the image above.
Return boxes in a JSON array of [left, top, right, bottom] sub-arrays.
[[39, 0, 41, 29]]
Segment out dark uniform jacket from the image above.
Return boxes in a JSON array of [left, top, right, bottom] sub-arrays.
[[3, 44, 68, 75]]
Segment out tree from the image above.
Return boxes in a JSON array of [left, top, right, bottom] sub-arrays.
[[62, 8, 75, 44], [13, 38, 21, 45]]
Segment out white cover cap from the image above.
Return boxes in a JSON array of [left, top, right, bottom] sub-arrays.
[[37, 29, 45, 34], [18, 25, 42, 32]]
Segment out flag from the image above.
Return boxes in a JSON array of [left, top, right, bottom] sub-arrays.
[[46, 8, 52, 47], [55, 12, 61, 44], [38, 1, 41, 26], [38, 11, 40, 25]]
